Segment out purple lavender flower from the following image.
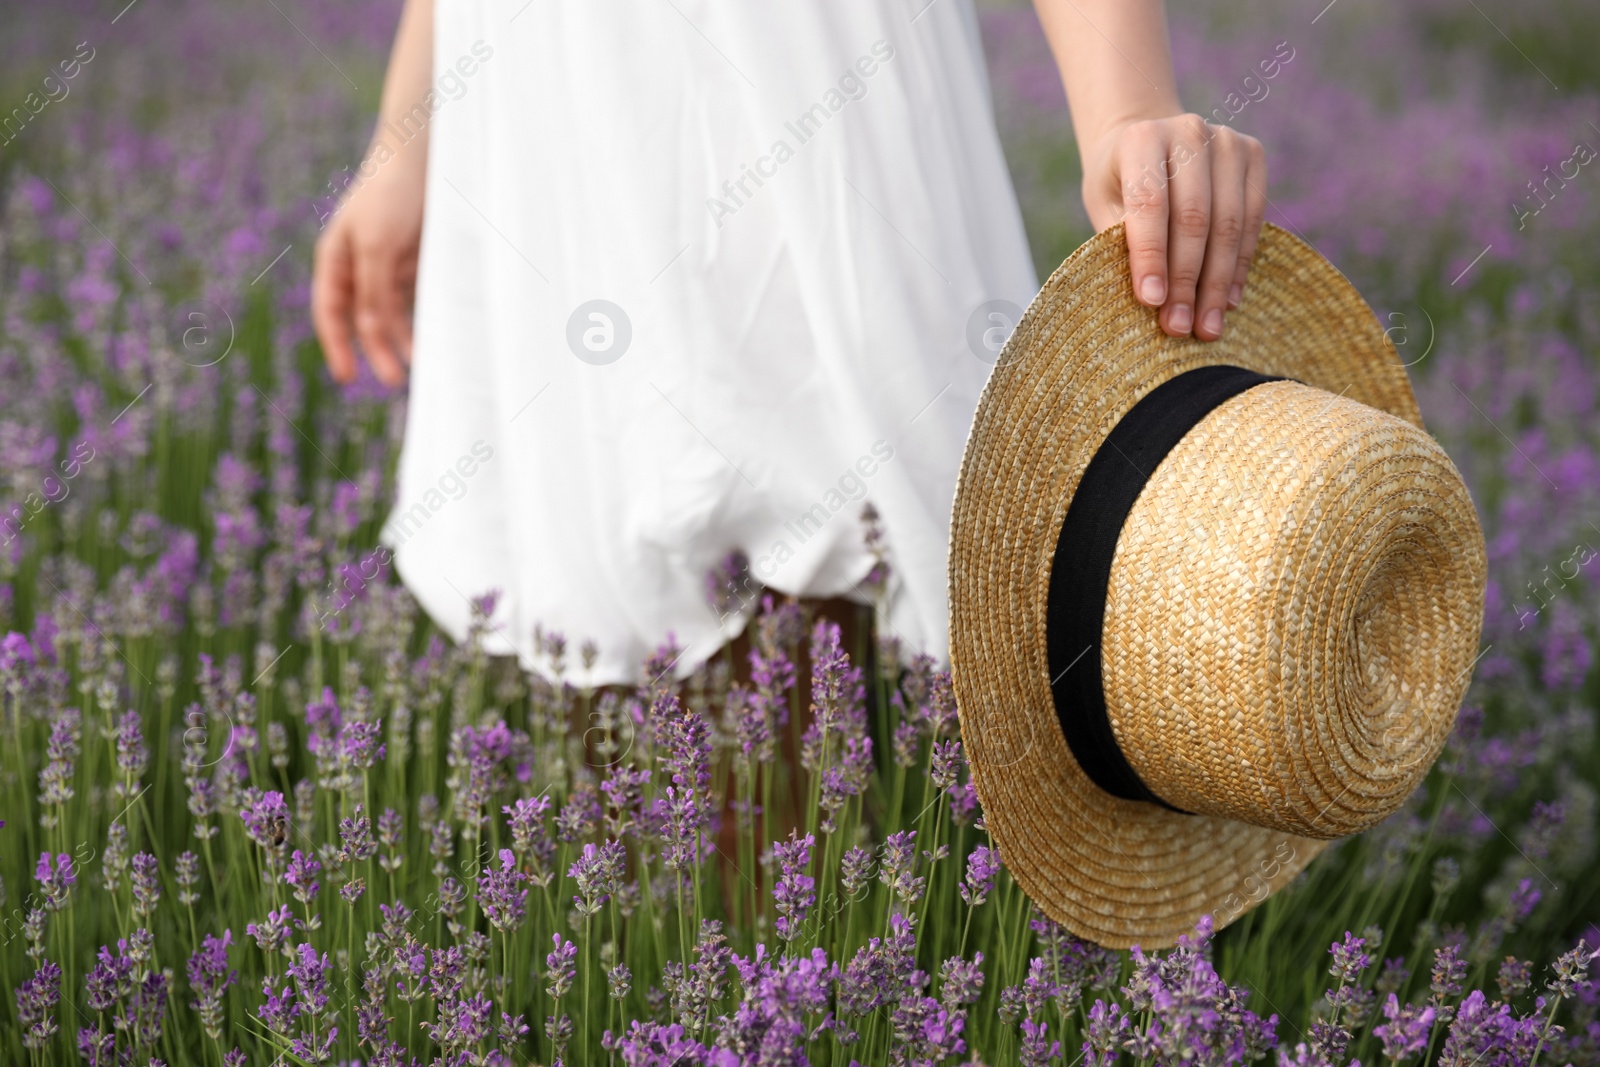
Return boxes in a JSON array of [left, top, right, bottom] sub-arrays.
[[607, 962, 633, 1000], [1508, 878, 1542, 922], [839, 912, 918, 1018], [961, 843, 1000, 907], [601, 766, 651, 839], [1546, 939, 1597, 998], [1497, 957, 1533, 999], [546, 934, 578, 998], [85, 940, 135, 1012], [114, 707, 148, 779], [284, 849, 322, 905], [16, 960, 61, 1050], [879, 830, 924, 903], [504, 794, 553, 853], [772, 830, 817, 942], [330, 479, 362, 537], [931, 739, 964, 791], [840, 846, 874, 896], [1084, 999, 1130, 1067], [130, 852, 161, 918], [247, 905, 294, 958], [892, 715, 921, 770], [37, 713, 78, 814], [1374, 993, 1437, 1061], [187, 930, 237, 1039], [34, 851, 76, 910], [0, 632, 35, 691], [240, 790, 291, 853], [175, 851, 201, 908], [656, 689, 712, 796], [1020, 1016, 1062, 1067], [569, 839, 625, 917], [809, 619, 852, 730], [556, 781, 603, 844], [1330, 931, 1371, 983], [722, 942, 837, 1059], [287, 942, 332, 1020], [604, 1019, 710, 1066], [1437, 989, 1534, 1067], [704, 548, 754, 622], [940, 952, 986, 1009], [478, 849, 529, 933], [1430, 943, 1467, 1013], [337, 805, 377, 865]]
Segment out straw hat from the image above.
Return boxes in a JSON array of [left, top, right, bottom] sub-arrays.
[[949, 222, 1486, 949]]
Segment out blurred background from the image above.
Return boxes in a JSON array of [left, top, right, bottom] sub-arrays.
[[3, 0, 1599, 1008]]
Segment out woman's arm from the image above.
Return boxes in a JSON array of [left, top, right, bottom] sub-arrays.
[[1034, 0, 1267, 341], [312, 0, 434, 385]]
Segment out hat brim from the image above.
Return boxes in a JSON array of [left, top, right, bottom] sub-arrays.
[[949, 222, 1424, 949]]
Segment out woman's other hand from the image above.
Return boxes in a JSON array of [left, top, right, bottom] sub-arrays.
[[312, 156, 425, 387], [311, 0, 433, 387]]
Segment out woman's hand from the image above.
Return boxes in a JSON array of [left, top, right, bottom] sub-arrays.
[[311, 154, 425, 387], [312, 0, 433, 387], [1082, 115, 1267, 341]]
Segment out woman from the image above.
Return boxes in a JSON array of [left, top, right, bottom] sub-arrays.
[[311, 0, 1267, 686]]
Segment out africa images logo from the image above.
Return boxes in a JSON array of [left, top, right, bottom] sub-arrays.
[[705, 40, 896, 228]]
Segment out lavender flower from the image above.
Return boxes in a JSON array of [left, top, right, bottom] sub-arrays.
[[1330, 931, 1371, 984], [546, 934, 578, 998], [186, 930, 237, 1039], [504, 794, 553, 857], [940, 952, 986, 1009], [772, 830, 816, 942], [1498, 956, 1533, 999], [569, 839, 625, 917], [246, 905, 294, 959], [286, 942, 332, 1021], [34, 851, 76, 910], [879, 830, 924, 904], [114, 707, 148, 781], [840, 846, 874, 896], [376, 806, 405, 874], [931, 739, 964, 791], [608, 962, 633, 1000], [284, 849, 322, 905], [337, 804, 377, 865], [130, 852, 161, 918], [961, 843, 1000, 907], [1508, 878, 1542, 922], [1374, 993, 1437, 1061], [1430, 942, 1468, 1021], [1020, 1017, 1062, 1067], [37, 713, 77, 817], [556, 781, 602, 844], [174, 851, 201, 908], [1084, 998, 1130, 1067], [16, 960, 61, 1050], [478, 849, 529, 932], [240, 790, 291, 855]]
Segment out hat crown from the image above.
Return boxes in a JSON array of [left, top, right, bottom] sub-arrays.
[[1101, 380, 1485, 837]]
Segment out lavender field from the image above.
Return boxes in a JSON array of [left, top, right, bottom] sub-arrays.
[[2, 0, 1599, 1064]]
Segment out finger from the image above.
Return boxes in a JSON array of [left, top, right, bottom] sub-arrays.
[[1194, 131, 1247, 341], [1118, 122, 1173, 308], [311, 230, 359, 384], [353, 243, 409, 387], [1162, 116, 1213, 337], [1231, 138, 1269, 310]]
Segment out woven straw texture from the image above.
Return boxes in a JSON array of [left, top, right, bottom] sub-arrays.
[[949, 223, 1487, 949]]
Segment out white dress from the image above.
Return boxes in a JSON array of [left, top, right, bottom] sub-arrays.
[[385, 0, 1039, 685]]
